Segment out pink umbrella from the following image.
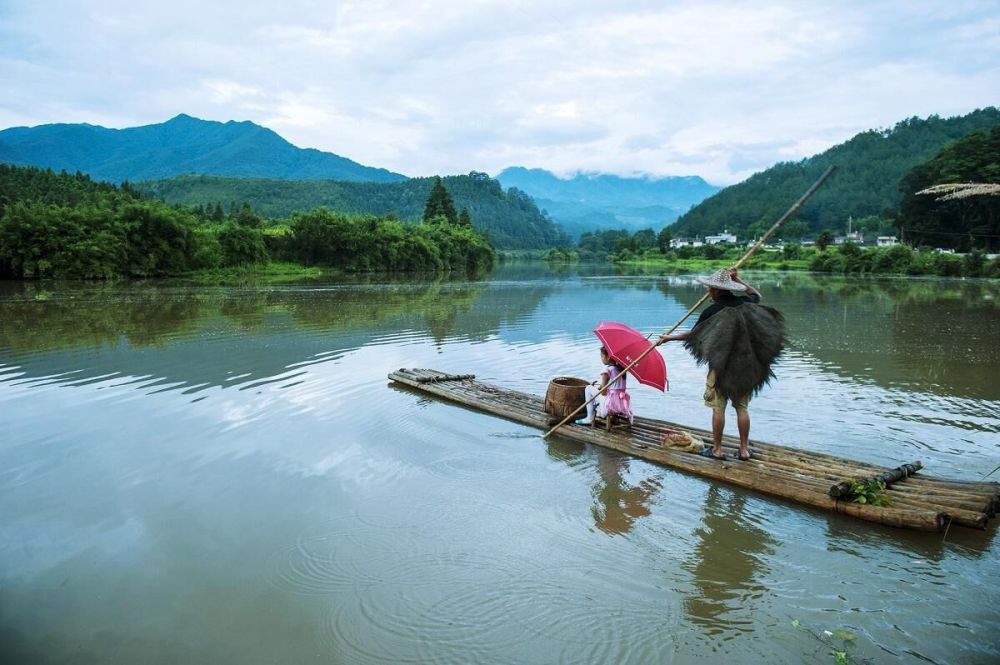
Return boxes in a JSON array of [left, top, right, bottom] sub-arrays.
[[593, 321, 667, 392]]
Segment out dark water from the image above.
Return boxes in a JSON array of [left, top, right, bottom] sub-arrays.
[[1, 266, 998, 664]]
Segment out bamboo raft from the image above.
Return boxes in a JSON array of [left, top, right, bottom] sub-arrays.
[[389, 368, 1000, 532]]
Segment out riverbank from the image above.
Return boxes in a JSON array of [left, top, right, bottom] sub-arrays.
[[579, 245, 999, 278], [617, 254, 812, 272], [176, 261, 326, 284]]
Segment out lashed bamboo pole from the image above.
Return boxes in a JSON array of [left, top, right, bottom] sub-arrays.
[[829, 462, 923, 498], [543, 165, 837, 439]]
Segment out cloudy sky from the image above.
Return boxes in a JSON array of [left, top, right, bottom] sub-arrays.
[[1, 0, 998, 184]]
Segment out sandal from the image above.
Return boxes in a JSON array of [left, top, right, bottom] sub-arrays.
[[738, 449, 754, 461], [698, 447, 727, 461]]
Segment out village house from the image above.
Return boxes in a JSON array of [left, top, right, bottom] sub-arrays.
[[704, 230, 738, 245], [834, 231, 864, 245], [670, 237, 704, 248]]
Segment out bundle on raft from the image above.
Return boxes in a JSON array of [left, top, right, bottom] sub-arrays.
[[388, 368, 1000, 532]]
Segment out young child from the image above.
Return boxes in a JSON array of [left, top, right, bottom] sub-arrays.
[[577, 347, 633, 425]]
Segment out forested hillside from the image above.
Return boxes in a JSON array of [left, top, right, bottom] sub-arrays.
[[138, 171, 571, 249], [0, 163, 143, 212], [671, 108, 1000, 239], [898, 125, 1000, 251], [0, 114, 406, 183], [0, 164, 494, 279]]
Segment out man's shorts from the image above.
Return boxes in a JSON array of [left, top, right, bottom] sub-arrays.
[[704, 369, 750, 411]]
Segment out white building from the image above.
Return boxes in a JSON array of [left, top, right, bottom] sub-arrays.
[[876, 236, 899, 247], [834, 231, 864, 245], [670, 237, 703, 248], [704, 230, 737, 245]]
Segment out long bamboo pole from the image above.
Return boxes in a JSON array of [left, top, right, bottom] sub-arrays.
[[543, 165, 836, 439]]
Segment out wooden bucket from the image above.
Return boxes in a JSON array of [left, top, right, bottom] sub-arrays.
[[544, 376, 589, 418]]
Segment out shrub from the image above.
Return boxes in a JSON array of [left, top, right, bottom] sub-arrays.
[[782, 244, 802, 260], [218, 223, 268, 266], [872, 244, 912, 274], [933, 252, 963, 277], [963, 250, 986, 277]]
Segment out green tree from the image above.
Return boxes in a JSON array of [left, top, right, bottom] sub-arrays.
[[218, 223, 268, 265], [288, 209, 359, 266], [288, 208, 493, 273], [781, 243, 802, 260], [121, 202, 198, 276], [235, 202, 263, 228], [898, 125, 1000, 251], [578, 229, 630, 256], [702, 243, 724, 259], [656, 227, 673, 252], [633, 228, 657, 251], [817, 231, 834, 252], [423, 176, 458, 226], [781, 220, 809, 241]]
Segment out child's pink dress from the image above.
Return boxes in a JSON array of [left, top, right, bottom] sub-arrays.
[[600, 364, 633, 423]]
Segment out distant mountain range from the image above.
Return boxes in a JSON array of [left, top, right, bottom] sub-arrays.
[[0, 114, 720, 239], [0, 114, 406, 183], [496, 167, 720, 238], [8, 110, 992, 247]]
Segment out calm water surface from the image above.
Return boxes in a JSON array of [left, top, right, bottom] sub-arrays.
[[1, 265, 998, 664]]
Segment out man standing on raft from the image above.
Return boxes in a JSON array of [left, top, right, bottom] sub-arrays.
[[658, 268, 786, 462]]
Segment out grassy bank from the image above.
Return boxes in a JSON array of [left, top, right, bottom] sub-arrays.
[[563, 244, 1000, 278], [619, 254, 812, 272], [178, 261, 327, 284]]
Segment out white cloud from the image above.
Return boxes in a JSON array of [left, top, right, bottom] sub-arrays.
[[0, 0, 998, 184], [203, 80, 264, 105]]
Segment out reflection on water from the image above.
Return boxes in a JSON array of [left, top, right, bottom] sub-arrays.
[[786, 276, 999, 401], [3, 272, 996, 400], [682, 486, 775, 638], [0, 278, 550, 390], [591, 452, 661, 536], [545, 438, 661, 536], [1, 266, 998, 664]]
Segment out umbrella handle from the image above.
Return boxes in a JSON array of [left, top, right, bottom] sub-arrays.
[[543, 165, 835, 440]]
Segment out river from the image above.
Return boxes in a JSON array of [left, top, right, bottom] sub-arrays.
[[1, 264, 998, 664]]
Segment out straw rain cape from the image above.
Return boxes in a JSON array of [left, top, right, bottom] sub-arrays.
[[682, 303, 787, 402]]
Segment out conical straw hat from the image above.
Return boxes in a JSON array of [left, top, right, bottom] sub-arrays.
[[696, 268, 747, 292]]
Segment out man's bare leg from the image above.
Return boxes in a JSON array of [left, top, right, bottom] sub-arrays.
[[736, 407, 750, 459], [711, 408, 725, 456]]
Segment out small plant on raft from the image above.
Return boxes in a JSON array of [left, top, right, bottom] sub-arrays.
[[846, 479, 889, 506]]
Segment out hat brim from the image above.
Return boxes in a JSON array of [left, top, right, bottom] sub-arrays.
[[696, 275, 747, 291]]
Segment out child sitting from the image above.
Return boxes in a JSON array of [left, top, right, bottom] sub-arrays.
[[577, 346, 633, 425]]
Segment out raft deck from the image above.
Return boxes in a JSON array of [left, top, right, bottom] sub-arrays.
[[389, 368, 1000, 532]]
